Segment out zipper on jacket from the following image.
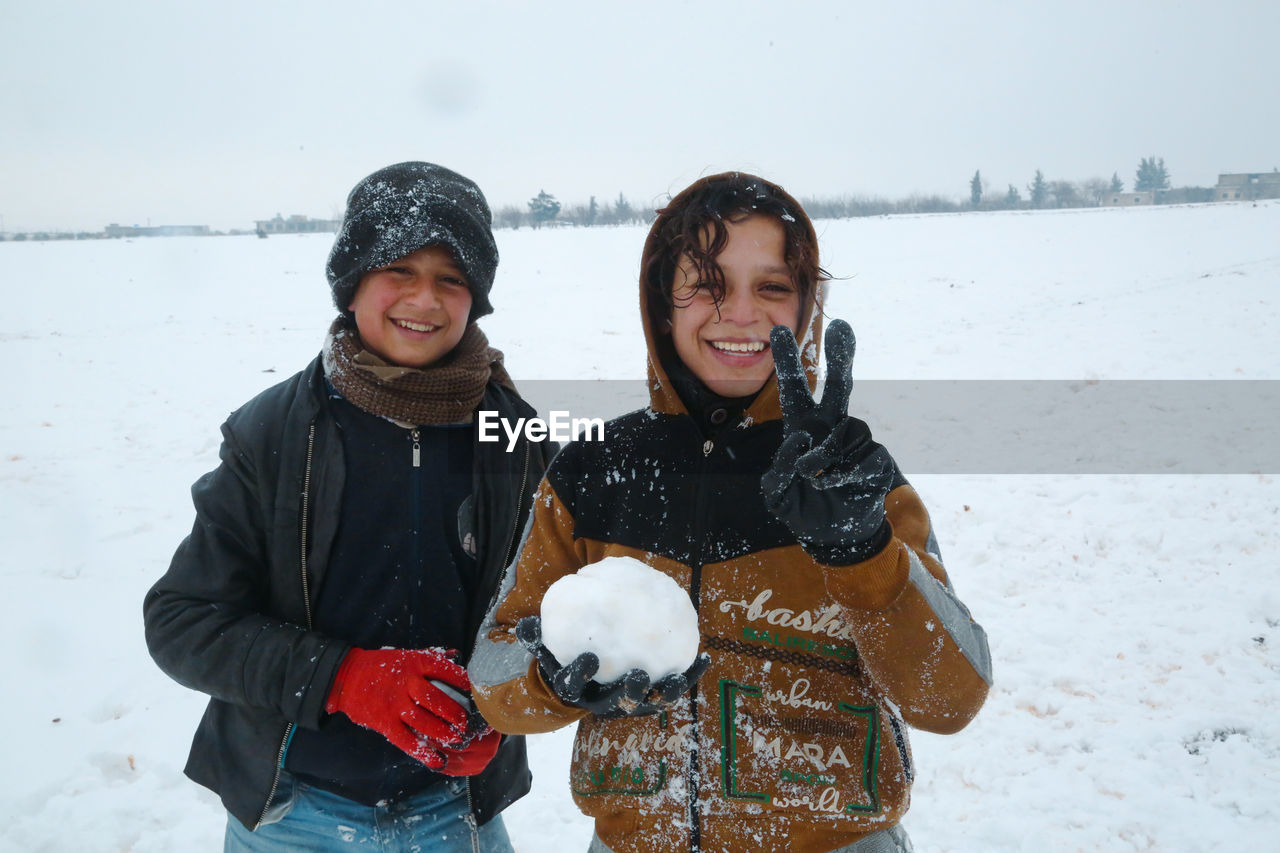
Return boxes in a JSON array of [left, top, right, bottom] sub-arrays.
[[464, 783, 481, 853], [299, 422, 316, 628], [466, 436, 531, 665], [411, 430, 423, 571], [255, 420, 317, 830], [460, 434, 531, 826], [253, 726, 294, 830], [503, 441, 532, 567], [685, 435, 717, 853]]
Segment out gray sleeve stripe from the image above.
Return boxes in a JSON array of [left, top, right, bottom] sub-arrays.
[[923, 528, 952, 591], [471, 628, 534, 687], [907, 551, 993, 686], [924, 528, 941, 563], [470, 509, 538, 687]]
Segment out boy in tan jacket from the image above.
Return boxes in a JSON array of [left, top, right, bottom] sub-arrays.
[[471, 172, 991, 853]]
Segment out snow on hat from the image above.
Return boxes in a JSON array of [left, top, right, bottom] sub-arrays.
[[327, 162, 498, 323]]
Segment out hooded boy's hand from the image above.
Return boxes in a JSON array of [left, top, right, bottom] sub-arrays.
[[516, 616, 709, 718], [763, 320, 897, 561]]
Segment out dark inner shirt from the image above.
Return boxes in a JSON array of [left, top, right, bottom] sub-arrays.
[[285, 392, 475, 804]]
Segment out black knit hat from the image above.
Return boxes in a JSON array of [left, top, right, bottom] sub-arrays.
[[327, 162, 498, 323]]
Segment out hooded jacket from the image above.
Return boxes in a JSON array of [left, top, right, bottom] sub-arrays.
[[144, 354, 555, 830], [470, 258, 992, 853]]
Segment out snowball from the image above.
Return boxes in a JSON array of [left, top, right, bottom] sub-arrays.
[[540, 556, 701, 682]]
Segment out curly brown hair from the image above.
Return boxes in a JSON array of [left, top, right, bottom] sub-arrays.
[[641, 172, 826, 331]]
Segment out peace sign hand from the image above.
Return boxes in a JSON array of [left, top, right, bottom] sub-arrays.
[[762, 320, 897, 562]]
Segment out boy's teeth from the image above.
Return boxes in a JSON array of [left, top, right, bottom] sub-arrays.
[[711, 340, 765, 353], [396, 319, 437, 332]]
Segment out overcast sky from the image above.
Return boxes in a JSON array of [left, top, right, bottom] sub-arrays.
[[2, 0, 1277, 232]]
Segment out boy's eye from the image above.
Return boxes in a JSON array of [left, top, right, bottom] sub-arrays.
[[672, 281, 712, 299], [441, 276, 467, 287], [762, 282, 795, 294]]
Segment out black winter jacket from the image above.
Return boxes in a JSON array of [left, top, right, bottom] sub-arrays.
[[144, 355, 555, 830]]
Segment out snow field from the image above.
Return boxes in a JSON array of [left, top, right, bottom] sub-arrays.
[[2, 200, 1278, 851]]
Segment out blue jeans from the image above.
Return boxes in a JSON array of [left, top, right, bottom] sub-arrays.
[[224, 772, 514, 853]]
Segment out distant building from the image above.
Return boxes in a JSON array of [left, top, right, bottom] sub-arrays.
[[254, 214, 341, 234], [105, 223, 211, 238], [1101, 191, 1155, 207], [1212, 172, 1280, 202], [1157, 187, 1214, 205]]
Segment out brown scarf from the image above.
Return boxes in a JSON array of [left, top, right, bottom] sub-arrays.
[[322, 317, 513, 425]]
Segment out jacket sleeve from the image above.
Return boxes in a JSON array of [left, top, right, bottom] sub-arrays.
[[469, 460, 592, 734], [812, 482, 992, 735], [142, 419, 349, 730]]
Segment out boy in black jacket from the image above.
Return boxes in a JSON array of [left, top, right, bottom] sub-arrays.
[[145, 162, 555, 852]]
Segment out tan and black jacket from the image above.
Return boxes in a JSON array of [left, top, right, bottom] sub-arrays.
[[470, 287, 991, 853]]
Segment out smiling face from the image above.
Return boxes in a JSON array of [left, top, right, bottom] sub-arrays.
[[347, 245, 473, 368], [668, 215, 802, 397]]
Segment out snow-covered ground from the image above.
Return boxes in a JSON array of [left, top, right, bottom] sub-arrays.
[[3, 200, 1278, 852]]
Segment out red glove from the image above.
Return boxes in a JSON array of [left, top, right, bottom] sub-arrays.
[[325, 647, 472, 768], [437, 727, 502, 777]]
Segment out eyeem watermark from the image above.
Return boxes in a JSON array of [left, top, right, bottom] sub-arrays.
[[506, 379, 1280, 473], [478, 410, 606, 451]]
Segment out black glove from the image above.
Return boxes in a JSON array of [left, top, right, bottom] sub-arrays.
[[762, 319, 896, 562], [516, 616, 710, 719]]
